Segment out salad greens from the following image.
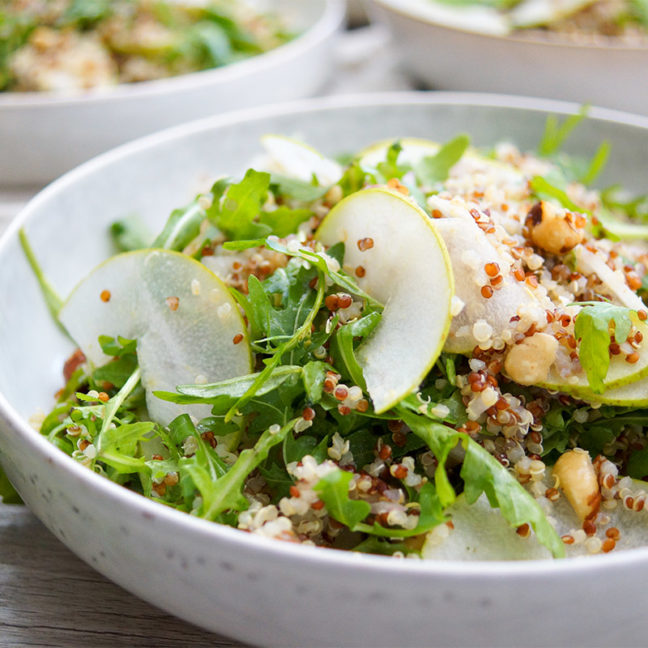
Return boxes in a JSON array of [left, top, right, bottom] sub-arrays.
[[0, 1, 292, 92], [15, 111, 648, 560]]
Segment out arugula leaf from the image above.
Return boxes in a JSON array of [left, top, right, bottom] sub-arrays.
[[101, 421, 155, 454], [93, 354, 138, 389], [263, 238, 383, 310], [61, 0, 112, 28], [352, 536, 411, 556], [187, 21, 231, 67], [283, 431, 329, 465], [355, 481, 445, 539], [110, 216, 151, 252], [315, 468, 445, 539], [628, 447, 648, 479], [574, 303, 635, 393], [314, 468, 371, 528], [156, 365, 303, 404], [332, 312, 381, 390], [533, 175, 648, 240], [400, 410, 565, 558], [0, 466, 21, 504], [530, 176, 583, 212], [595, 208, 648, 241], [98, 335, 137, 357], [270, 174, 329, 202], [207, 169, 271, 240], [630, 0, 648, 26], [99, 422, 155, 474], [94, 335, 138, 388], [203, 419, 296, 520], [537, 106, 589, 157], [19, 229, 66, 334], [414, 134, 470, 187], [377, 141, 407, 181], [95, 368, 143, 453], [259, 207, 312, 238], [338, 160, 379, 197], [580, 140, 611, 185], [180, 446, 231, 514], [152, 198, 206, 251]]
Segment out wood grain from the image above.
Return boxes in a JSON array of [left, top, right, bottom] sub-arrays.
[[0, 505, 238, 647]]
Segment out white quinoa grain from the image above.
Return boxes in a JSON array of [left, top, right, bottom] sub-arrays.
[[472, 319, 493, 343]]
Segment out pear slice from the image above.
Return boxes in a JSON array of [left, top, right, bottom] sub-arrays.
[[510, 0, 595, 28], [427, 196, 548, 354], [315, 187, 454, 413], [540, 319, 648, 395], [59, 249, 252, 425], [597, 210, 648, 241], [378, 1, 509, 36], [573, 244, 645, 311], [576, 374, 648, 407], [261, 134, 343, 186], [422, 482, 648, 560]]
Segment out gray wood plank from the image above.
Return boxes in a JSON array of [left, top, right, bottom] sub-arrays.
[[0, 505, 239, 647]]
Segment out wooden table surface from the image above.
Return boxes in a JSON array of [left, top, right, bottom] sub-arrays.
[[0, 24, 413, 647]]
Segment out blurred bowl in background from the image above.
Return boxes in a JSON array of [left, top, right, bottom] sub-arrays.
[[370, 0, 648, 116], [0, 0, 344, 187]]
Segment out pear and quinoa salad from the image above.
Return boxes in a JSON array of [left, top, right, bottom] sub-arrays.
[[0, 0, 292, 92], [16, 112, 648, 561]]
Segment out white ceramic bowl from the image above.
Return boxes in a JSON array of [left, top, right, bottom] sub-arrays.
[[3, 93, 648, 647], [0, 0, 344, 187], [371, 0, 648, 116]]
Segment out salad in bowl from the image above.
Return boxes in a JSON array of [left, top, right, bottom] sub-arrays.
[[391, 0, 648, 41], [0, 0, 292, 93], [16, 107, 648, 562], [371, 0, 648, 114]]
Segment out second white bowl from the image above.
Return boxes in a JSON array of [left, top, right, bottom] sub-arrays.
[[372, 0, 648, 116], [0, 0, 344, 186]]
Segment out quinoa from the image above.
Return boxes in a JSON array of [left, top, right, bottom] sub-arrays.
[[0, 0, 293, 92], [32, 124, 648, 561]]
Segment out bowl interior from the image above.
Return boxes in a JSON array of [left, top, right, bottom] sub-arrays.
[[4, 95, 648, 646], [2, 96, 648, 420]]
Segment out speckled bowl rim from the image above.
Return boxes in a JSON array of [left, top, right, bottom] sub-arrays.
[[3, 91, 648, 580], [373, 0, 648, 53], [0, 0, 345, 109]]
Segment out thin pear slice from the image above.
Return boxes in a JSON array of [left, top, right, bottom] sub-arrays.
[[597, 209, 648, 241], [510, 0, 595, 28], [540, 320, 648, 395], [578, 374, 648, 407], [59, 249, 252, 425], [261, 134, 343, 186], [378, 0, 509, 36], [316, 187, 454, 413], [357, 137, 525, 187], [422, 494, 553, 560], [428, 196, 548, 354], [573, 244, 645, 311], [422, 482, 648, 560]]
